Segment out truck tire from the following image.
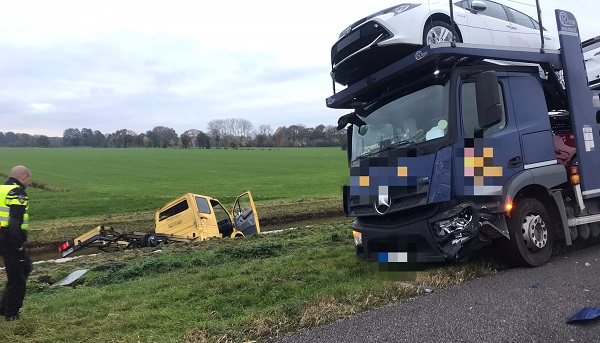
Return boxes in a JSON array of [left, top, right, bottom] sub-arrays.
[[423, 21, 461, 45], [503, 198, 553, 267]]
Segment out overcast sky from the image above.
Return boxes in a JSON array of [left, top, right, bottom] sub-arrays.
[[0, 0, 597, 137]]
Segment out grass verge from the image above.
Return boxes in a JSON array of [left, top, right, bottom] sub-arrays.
[[0, 220, 499, 343]]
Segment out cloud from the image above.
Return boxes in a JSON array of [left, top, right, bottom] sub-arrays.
[[28, 103, 54, 111], [0, 0, 597, 137]]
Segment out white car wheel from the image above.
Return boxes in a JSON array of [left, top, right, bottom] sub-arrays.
[[423, 21, 459, 45]]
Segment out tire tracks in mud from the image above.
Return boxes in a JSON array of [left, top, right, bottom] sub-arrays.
[[26, 208, 349, 260]]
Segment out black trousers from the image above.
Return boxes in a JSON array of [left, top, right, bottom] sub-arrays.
[[0, 254, 32, 318]]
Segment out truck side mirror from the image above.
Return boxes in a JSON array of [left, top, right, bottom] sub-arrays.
[[346, 126, 353, 166], [475, 71, 503, 129]]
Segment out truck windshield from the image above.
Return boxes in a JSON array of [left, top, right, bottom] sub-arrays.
[[351, 79, 449, 162]]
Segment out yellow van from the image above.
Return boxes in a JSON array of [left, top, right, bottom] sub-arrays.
[[59, 191, 260, 257]]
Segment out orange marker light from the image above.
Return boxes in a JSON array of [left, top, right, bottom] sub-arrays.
[[505, 202, 513, 212], [569, 166, 580, 185], [570, 174, 580, 185]]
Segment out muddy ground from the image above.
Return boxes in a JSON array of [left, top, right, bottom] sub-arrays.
[[23, 201, 349, 263]]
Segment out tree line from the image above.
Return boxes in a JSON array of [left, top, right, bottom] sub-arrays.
[[0, 118, 347, 149]]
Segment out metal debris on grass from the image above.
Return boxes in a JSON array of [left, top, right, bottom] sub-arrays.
[[54, 269, 89, 286]]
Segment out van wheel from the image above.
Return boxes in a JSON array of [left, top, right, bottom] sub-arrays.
[[502, 198, 553, 267], [140, 233, 152, 247], [423, 21, 461, 45]]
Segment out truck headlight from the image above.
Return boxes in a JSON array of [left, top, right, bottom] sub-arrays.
[[433, 205, 473, 238]]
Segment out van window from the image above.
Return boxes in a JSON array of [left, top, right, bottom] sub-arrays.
[[195, 197, 211, 214], [211, 201, 230, 223], [158, 200, 189, 221]]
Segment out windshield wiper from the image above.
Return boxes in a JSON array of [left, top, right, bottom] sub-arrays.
[[360, 139, 428, 158], [384, 139, 428, 154]]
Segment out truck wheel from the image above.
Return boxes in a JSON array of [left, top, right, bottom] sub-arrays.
[[423, 21, 461, 45], [503, 198, 553, 267]]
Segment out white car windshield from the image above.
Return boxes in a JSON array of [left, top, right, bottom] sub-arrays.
[[351, 80, 449, 162]]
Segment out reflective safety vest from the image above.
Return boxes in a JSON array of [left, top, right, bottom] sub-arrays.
[[0, 184, 29, 229]]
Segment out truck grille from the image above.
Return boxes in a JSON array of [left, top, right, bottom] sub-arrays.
[[351, 193, 427, 216], [358, 203, 438, 227]]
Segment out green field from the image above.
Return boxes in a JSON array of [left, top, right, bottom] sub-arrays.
[[0, 147, 348, 242]]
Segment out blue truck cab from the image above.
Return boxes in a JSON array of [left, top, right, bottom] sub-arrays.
[[328, 10, 600, 267]]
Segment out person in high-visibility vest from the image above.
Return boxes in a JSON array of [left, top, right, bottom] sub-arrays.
[[0, 165, 32, 321]]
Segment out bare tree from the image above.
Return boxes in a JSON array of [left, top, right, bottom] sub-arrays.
[[207, 119, 225, 147], [257, 124, 273, 136], [183, 129, 201, 148], [207, 118, 255, 148], [254, 124, 273, 147], [238, 118, 254, 138]]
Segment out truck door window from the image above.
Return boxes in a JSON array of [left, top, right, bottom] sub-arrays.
[[158, 200, 189, 221], [211, 201, 233, 237], [195, 197, 211, 214], [234, 195, 253, 220], [461, 81, 506, 137]]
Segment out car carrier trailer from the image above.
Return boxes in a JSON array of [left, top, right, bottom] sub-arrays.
[[329, 6, 600, 267], [59, 191, 260, 257]]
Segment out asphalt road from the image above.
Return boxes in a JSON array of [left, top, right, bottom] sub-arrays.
[[270, 245, 600, 343]]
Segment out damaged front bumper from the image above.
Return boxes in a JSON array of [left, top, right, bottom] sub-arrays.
[[353, 201, 508, 263]]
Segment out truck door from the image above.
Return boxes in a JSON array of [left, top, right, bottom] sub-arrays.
[[232, 191, 261, 236], [455, 72, 523, 197]]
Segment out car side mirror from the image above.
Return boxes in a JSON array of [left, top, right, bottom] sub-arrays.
[[471, 0, 487, 12], [475, 71, 503, 129]]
